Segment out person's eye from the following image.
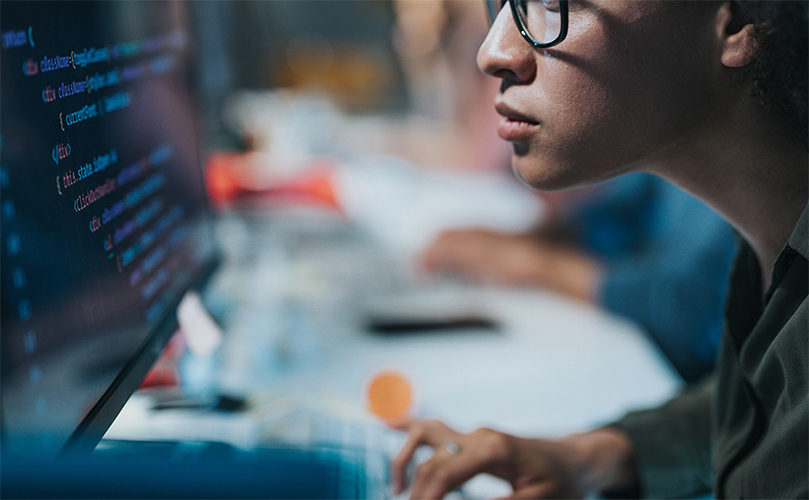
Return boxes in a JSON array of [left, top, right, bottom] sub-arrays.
[[542, 0, 561, 13]]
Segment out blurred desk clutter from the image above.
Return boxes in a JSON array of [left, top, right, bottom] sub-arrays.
[[105, 198, 683, 497]]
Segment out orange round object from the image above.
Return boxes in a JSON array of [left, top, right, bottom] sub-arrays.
[[367, 371, 413, 422]]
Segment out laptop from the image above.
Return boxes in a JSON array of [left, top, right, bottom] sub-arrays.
[[0, 2, 390, 497]]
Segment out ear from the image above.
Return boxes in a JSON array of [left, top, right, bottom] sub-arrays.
[[716, 2, 758, 68]]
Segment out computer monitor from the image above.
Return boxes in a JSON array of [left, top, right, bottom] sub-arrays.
[[1, 0, 219, 459]]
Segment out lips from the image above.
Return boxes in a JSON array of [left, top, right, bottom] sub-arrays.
[[495, 102, 539, 141]]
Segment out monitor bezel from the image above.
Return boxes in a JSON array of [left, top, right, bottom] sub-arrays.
[[58, 252, 220, 459]]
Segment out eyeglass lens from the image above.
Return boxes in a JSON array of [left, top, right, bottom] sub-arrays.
[[486, 0, 563, 46], [519, 0, 563, 45]]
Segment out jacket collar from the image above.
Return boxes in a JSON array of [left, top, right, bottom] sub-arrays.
[[788, 203, 808, 261]]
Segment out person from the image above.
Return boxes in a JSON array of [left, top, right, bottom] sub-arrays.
[[346, 0, 512, 171], [421, 172, 737, 383], [392, 1, 808, 498]]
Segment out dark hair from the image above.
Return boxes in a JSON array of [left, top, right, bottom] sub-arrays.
[[742, 1, 809, 147]]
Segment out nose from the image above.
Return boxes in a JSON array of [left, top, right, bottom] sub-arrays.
[[477, 4, 536, 84]]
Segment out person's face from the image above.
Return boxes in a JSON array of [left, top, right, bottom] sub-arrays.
[[478, 0, 725, 190]]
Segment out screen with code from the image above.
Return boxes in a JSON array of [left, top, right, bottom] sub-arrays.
[[1, 1, 216, 457]]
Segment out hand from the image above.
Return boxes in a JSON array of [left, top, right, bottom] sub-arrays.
[[421, 229, 603, 302], [390, 420, 638, 500], [420, 229, 551, 287]]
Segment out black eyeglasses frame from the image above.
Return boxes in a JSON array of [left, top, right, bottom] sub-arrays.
[[486, 0, 569, 49]]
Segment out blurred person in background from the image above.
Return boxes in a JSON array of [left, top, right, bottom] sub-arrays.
[[368, 0, 512, 171], [393, 0, 808, 498], [422, 172, 737, 383]]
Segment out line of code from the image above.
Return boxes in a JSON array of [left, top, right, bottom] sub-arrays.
[[118, 204, 184, 269], [100, 173, 166, 226]]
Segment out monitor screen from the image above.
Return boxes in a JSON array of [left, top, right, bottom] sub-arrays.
[[1, 0, 218, 458]]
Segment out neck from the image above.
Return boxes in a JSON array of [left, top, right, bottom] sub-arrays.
[[651, 95, 808, 291]]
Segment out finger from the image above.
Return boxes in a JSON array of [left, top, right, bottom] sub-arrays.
[[420, 238, 459, 271], [393, 421, 459, 495], [411, 447, 488, 500], [391, 422, 443, 494], [392, 431, 424, 495], [410, 457, 447, 500], [425, 247, 482, 277], [391, 420, 460, 495], [420, 248, 447, 274], [416, 419, 458, 447]]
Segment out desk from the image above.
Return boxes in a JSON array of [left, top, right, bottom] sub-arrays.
[[312, 287, 681, 437], [107, 211, 683, 495]]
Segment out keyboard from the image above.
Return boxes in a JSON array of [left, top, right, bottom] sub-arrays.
[[102, 390, 400, 498]]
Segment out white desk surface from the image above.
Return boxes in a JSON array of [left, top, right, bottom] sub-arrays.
[[319, 287, 681, 438]]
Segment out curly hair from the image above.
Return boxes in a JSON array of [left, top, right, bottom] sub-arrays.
[[741, 1, 809, 147]]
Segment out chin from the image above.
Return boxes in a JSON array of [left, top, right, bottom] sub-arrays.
[[510, 143, 632, 192], [511, 153, 590, 192]]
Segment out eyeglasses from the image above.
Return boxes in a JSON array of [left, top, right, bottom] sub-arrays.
[[485, 0, 569, 49]]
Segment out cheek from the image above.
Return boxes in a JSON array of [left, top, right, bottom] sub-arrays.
[[513, 61, 630, 190], [511, 5, 721, 191], [515, 44, 717, 191]]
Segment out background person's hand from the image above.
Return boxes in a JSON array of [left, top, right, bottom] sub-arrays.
[[421, 229, 548, 286], [420, 228, 603, 302], [390, 419, 638, 500]]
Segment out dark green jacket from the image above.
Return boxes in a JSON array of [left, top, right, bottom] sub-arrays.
[[613, 204, 808, 498]]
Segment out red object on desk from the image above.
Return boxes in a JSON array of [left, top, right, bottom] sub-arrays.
[[204, 152, 342, 212]]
